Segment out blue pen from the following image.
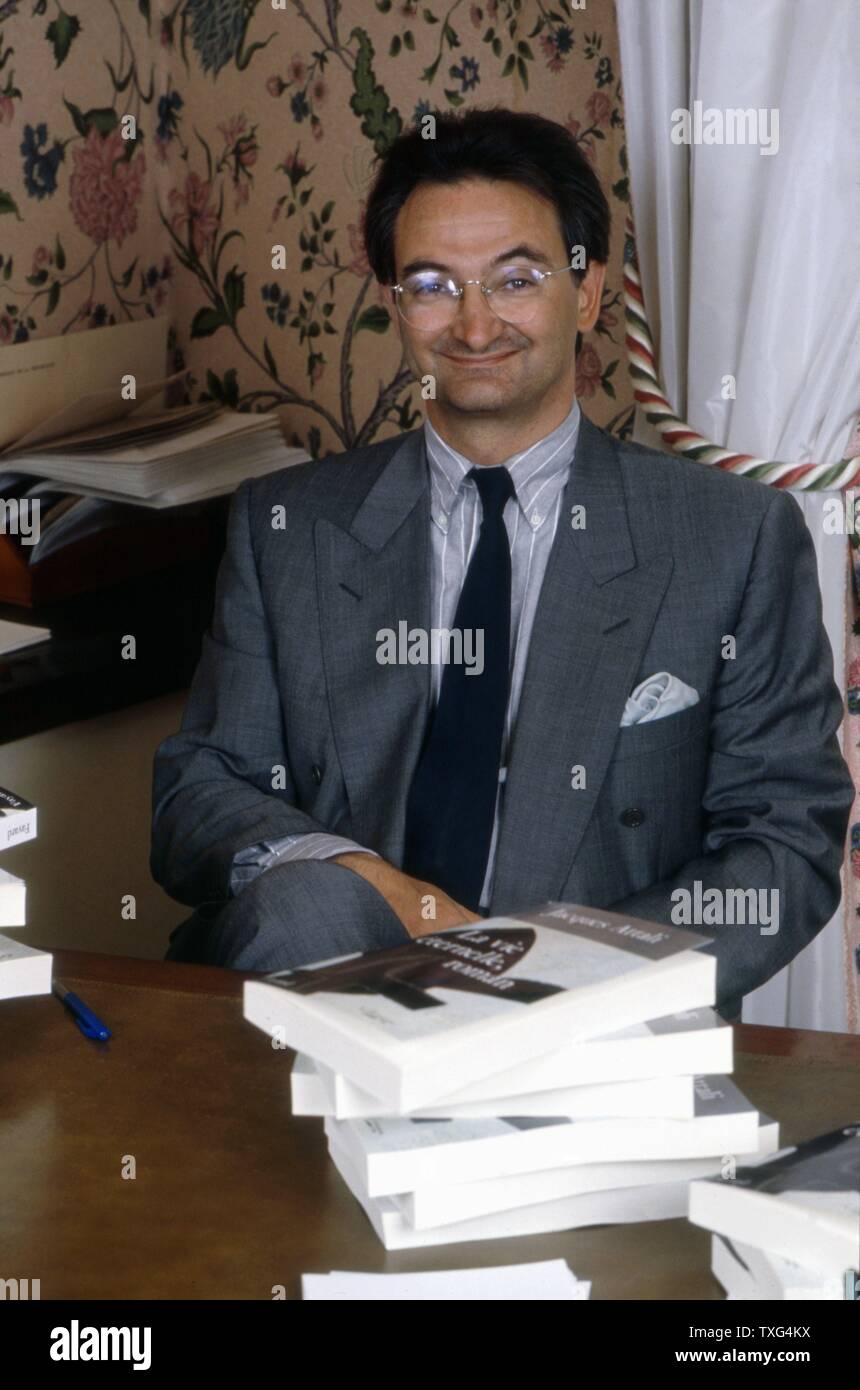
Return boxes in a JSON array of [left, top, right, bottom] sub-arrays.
[[52, 980, 112, 1041]]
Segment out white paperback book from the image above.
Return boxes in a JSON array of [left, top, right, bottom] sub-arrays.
[[396, 1113, 780, 1230], [299, 1006, 732, 1116], [325, 1074, 759, 1199], [327, 1133, 694, 1251], [244, 902, 715, 1112], [0, 866, 26, 927], [0, 786, 37, 852], [689, 1124, 860, 1279], [291, 1053, 696, 1121], [0, 932, 52, 999], [711, 1234, 844, 1301]]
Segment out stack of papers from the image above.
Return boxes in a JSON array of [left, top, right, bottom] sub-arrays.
[[244, 901, 778, 1250]]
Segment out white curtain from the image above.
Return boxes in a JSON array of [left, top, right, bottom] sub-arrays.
[[616, 0, 860, 1030]]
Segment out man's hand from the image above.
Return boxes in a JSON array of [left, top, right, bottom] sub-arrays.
[[330, 853, 482, 938]]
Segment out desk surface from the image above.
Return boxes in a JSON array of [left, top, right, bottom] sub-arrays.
[[2, 951, 859, 1301]]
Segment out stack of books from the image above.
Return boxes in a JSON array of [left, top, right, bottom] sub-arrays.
[[690, 1126, 860, 1300], [0, 401, 306, 512], [0, 317, 311, 605], [0, 785, 52, 1000], [244, 902, 779, 1250]]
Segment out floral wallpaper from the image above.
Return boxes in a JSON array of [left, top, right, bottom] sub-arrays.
[[0, 0, 634, 456]]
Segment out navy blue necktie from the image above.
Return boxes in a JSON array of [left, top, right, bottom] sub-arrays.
[[402, 465, 516, 911]]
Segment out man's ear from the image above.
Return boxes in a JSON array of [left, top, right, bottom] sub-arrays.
[[576, 260, 607, 334]]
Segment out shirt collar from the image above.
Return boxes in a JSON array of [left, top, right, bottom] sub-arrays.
[[423, 396, 580, 534]]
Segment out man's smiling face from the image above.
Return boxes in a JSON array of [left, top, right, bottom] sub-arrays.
[[389, 176, 603, 426]]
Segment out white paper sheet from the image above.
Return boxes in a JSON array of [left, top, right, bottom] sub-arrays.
[[302, 1258, 590, 1301]]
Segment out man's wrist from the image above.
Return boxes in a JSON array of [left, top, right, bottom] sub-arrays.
[[330, 851, 387, 880]]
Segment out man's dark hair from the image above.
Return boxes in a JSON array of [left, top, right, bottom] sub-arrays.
[[362, 106, 611, 291]]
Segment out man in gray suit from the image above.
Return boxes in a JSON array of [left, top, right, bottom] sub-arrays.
[[151, 108, 853, 1017]]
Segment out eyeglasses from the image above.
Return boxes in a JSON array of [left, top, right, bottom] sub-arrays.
[[388, 261, 581, 332]]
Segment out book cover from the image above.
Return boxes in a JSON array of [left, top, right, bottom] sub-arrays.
[[0, 786, 37, 853], [245, 901, 714, 1112]]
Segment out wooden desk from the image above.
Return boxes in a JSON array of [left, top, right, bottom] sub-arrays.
[[2, 951, 858, 1300]]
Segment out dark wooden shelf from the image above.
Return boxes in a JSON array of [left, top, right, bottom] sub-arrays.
[[0, 496, 229, 744]]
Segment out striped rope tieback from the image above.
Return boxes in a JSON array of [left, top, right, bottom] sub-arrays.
[[622, 212, 859, 490]]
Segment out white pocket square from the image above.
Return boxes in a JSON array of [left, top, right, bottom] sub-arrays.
[[620, 671, 700, 727]]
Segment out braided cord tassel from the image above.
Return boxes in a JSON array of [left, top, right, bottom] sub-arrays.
[[622, 213, 857, 490]]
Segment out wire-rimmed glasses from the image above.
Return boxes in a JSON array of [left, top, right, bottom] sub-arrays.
[[389, 261, 581, 332]]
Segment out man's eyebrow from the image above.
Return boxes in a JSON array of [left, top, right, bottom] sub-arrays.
[[398, 244, 555, 278]]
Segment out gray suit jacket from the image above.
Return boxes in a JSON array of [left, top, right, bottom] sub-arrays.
[[150, 414, 854, 1007]]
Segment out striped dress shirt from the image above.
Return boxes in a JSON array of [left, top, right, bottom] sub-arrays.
[[230, 396, 582, 909]]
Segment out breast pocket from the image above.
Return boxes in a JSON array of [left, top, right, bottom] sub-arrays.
[[610, 695, 710, 761], [598, 696, 711, 883]]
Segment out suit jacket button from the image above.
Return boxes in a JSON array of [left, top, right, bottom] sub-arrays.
[[620, 806, 645, 827], [311, 764, 323, 785]]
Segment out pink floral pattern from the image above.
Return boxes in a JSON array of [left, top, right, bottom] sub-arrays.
[[168, 174, 219, 258], [68, 128, 146, 248], [576, 343, 604, 397]]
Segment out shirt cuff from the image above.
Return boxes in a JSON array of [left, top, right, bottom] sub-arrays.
[[230, 833, 379, 895]]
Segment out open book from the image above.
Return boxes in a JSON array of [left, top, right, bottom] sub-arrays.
[[0, 317, 307, 512]]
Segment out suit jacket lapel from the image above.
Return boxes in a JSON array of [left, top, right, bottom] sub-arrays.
[[490, 415, 674, 912], [315, 429, 432, 856]]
